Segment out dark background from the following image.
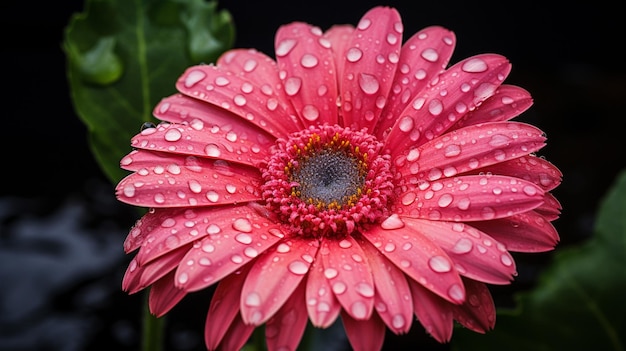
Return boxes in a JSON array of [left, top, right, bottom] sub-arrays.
[[0, 0, 624, 350]]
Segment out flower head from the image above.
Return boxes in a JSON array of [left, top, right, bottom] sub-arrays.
[[117, 6, 562, 351]]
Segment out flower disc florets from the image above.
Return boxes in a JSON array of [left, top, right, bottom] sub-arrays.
[[261, 124, 394, 238]]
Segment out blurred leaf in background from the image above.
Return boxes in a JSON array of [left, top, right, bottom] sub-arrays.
[[63, 0, 234, 184], [453, 169, 626, 351]]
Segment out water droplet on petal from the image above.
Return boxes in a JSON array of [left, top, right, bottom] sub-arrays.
[[381, 214, 404, 229], [392, 314, 406, 329], [276, 39, 297, 57], [355, 282, 374, 297], [428, 255, 452, 273], [285, 77, 302, 96], [165, 128, 182, 141], [300, 53, 319, 68], [350, 301, 368, 319], [302, 104, 320, 121], [233, 218, 253, 232], [235, 233, 253, 244], [462, 58, 488, 73], [184, 70, 206, 88], [346, 47, 363, 62], [288, 260, 309, 275], [452, 238, 473, 254], [245, 292, 261, 306], [358, 73, 380, 95], [448, 284, 465, 303]]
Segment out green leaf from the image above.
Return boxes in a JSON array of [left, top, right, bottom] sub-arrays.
[[452, 170, 626, 351], [63, 0, 234, 183]]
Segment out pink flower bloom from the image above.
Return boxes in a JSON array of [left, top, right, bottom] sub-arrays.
[[117, 6, 562, 351]]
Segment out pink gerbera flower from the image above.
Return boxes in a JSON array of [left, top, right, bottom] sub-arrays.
[[117, 6, 562, 351]]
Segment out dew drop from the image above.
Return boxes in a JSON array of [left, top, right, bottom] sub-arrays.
[[300, 53, 319, 68], [358, 73, 380, 95], [428, 255, 452, 273], [501, 253, 513, 266], [184, 70, 206, 88], [350, 301, 367, 319], [381, 214, 404, 230], [276, 39, 297, 57], [178, 272, 189, 285], [481, 207, 496, 220], [398, 116, 414, 132], [324, 268, 338, 279], [288, 261, 309, 275], [233, 218, 253, 232], [355, 282, 375, 297], [235, 233, 253, 244], [433, 193, 452, 208], [461, 58, 488, 73], [523, 185, 538, 196], [285, 77, 302, 96], [346, 47, 363, 62], [452, 238, 473, 254], [302, 104, 320, 121], [444, 144, 461, 157], [206, 224, 220, 235], [428, 99, 443, 116], [206, 191, 219, 203], [205, 143, 221, 157], [245, 292, 261, 307], [392, 314, 406, 329], [447, 284, 465, 302], [421, 48, 439, 62], [164, 129, 182, 142], [332, 281, 347, 295]]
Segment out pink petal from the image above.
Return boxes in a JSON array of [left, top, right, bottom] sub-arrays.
[[477, 154, 562, 191], [148, 271, 187, 317], [174, 210, 286, 292], [138, 246, 189, 287], [122, 247, 186, 294], [116, 150, 262, 208], [305, 248, 342, 327], [451, 85, 534, 130], [323, 25, 355, 83], [319, 236, 375, 321], [535, 192, 562, 220], [275, 22, 339, 126], [128, 121, 274, 167], [362, 221, 465, 304], [386, 54, 511, 152], [240, 237, 319, 325], [341, 310, 386, 351], [175, 64, 298, 138], [340, 6, 402, 132], [265, 280, 308, 351], [401, 218, 517, 284], [217, 48, 304, 131], [208, 314, 255, 351], [396, 175, 545, 222], [123, 207, 183, 254], [471, 211, 560, 252], [408, 278, 453, 343], [376, 26, 456, 139], [205, 264, 251, 350], [153, 93, 277, 149], [358, 237, 413, 334], [450, 278, 496, 333], [394, 122, 547, 180], [133, 205, 273, 265]]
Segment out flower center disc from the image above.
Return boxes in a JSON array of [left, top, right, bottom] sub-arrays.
[[261, 124, 394, 238], [293, 149, 364, 208]]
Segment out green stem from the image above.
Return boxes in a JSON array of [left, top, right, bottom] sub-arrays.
[[142, 291, 165, 351]]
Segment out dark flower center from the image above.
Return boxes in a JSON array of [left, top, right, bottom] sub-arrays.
[[261, 124, 394, 238]]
